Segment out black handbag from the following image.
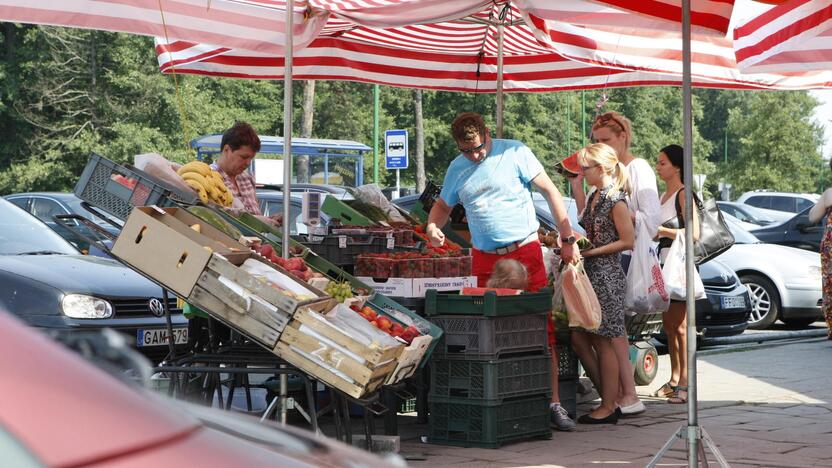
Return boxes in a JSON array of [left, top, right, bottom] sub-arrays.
[[666, 190, 735, 265]]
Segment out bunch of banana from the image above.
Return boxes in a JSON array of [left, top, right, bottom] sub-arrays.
[[177, 161, 233, 207]]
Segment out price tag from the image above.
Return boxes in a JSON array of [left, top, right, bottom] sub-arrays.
[[387, 237, 395, 249], [339, 235, 347, 248]]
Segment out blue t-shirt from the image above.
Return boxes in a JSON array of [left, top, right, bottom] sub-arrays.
[[439, 139, 542, 251]]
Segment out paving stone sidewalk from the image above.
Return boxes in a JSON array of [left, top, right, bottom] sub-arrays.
[[397, 338, 832, 467]]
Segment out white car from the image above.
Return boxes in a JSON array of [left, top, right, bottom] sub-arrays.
[[735, 191, 819, 221], [716, 216, 822, 329]]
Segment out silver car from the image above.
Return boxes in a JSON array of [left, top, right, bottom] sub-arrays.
[[716, 216, 822, 329]]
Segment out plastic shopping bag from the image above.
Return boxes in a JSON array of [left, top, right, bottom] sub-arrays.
[[625, 218, 670, 314], [134, 153, 193, 194], [661, 233, 706, 301], [562, 261, 602, 331]]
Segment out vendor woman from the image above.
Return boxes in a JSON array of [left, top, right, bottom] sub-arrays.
[[212, 121, 282, 226]]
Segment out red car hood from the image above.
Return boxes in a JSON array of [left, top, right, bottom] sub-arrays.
[[0, 310, 199, 467]]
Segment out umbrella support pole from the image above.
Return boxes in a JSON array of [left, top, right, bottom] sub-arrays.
[[650, 2, 730, 466]]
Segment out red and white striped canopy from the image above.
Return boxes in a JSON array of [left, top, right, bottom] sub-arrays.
[[2, 0, 831, 90], [734, 0, 832, 74]]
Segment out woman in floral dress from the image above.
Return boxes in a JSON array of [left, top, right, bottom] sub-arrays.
[[573, 143, 634, 424], [809, 177, 832, 339]]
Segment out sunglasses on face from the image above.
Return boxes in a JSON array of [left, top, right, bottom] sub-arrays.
[[458, 141, 486, 154], [580, 164, 600, 171]]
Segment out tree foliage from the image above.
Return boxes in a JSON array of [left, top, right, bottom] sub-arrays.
[[0, 25, 826, 199]]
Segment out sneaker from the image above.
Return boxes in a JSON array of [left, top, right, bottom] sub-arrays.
[[550, 404, 577, 432]]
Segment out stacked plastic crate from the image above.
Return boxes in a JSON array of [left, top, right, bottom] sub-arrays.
[[424, 289, 578, 448]]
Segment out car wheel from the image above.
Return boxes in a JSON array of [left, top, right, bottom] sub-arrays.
[[740, 274, 780, 330], [780, 317, 818, 329], [633, 345, 658, 386]]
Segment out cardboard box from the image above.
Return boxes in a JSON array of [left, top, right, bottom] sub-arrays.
[[112, 206, 249, 297], [356, 277, 413, 297], [357, 276, 477, 298]]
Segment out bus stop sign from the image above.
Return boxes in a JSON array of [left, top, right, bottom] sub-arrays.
[[384, 129, 408, 169]]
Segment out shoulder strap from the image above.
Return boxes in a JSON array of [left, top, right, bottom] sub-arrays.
[[674, 189, 684, 228]]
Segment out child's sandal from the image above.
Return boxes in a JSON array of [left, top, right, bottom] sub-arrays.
[[652, 382, 677, 398], [667, 386, 688, 404]]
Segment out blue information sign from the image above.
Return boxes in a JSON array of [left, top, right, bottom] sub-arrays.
[[384, 129, 409, 169]]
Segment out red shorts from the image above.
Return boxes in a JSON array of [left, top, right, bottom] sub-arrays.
[[471, 240, 556, 348]]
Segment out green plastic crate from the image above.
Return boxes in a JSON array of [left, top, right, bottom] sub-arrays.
[[428, 313, 549, 360], [321, 196, 376, 226], [425, 288, 553, 317], [427, 394, 551, 448], [365, 293, 443, 369], [429, 354, 551, 401], [299, 248, 372, 294]]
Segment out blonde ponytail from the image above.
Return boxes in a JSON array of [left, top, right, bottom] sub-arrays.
[[610, 161, 632, 197]]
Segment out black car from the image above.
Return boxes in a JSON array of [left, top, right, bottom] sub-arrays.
[[749, 206, 823, 252], [4, 192, 120, 255], [0, 198, 188, 362], [395, 193, 750, 337]]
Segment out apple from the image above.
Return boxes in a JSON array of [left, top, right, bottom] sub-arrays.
[[260, 244, 274, 259], [376, 316, 393, 331]]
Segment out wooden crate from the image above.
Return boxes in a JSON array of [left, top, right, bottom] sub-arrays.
[[188, 254, 335, 348], [275, 307, 403, 398], [385, 335, 431, 385]]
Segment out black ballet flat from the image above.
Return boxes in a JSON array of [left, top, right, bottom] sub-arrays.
[[578, 410, 619, 425]]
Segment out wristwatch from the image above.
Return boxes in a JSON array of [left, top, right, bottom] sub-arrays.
[[561, 235, 577, 245]]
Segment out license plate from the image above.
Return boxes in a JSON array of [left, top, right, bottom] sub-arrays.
[[721, 296, 746, 309], [137, 327, 188, 347]]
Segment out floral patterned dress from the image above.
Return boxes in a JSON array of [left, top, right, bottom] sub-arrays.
[[821, 209, 832, 338], [579, 185, 628, 339]]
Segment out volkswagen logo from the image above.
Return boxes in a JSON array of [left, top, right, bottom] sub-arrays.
[[148, 298, 166, 317]]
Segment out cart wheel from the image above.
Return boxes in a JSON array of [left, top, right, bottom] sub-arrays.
[[633, 345, 658, 386]]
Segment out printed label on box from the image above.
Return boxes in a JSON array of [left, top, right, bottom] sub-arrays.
[[356, 277, 413, 297], [413, 276, 477, 297]]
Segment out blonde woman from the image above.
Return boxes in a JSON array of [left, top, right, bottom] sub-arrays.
[[570, 111, 656, 416], [573, 143, 635, 424]]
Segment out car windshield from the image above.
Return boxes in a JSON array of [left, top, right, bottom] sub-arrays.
[[0, 201, 78, 255], [723, 216, 760, 244], [65, 198, 112, 226], [736, 203, 775, 224]]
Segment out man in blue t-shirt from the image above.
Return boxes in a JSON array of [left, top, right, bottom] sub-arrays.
[[426, 112, 578, 280], [426, 112, 579, 431]]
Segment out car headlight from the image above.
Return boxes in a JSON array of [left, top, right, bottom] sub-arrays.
[[808, 266, 822, 283], [61, 294, 113, 319]]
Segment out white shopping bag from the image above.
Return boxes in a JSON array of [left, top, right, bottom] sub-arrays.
[[661, 232, 706, 301], [625, 218, 670, 314]]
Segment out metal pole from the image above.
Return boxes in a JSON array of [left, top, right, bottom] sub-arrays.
[[496, 23, 504, 139], [567, 92, 572, 152], [280, 0, 295, 426], [395, 169, 400, 199], [724, 130, 728, 165], [581, 90, 587, 146], [373, 84, 380, 184]]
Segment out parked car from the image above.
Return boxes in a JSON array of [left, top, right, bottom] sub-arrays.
[[749, 206, 823, 252], [396, 193, 751, 337], [256, 190, 331, 235], [0, 310, 398, 468], [4, 192, 120, 254], [0, 198, 187, 363], [716, 201, 779, 226], [735, 190, 819, 215], [715, 216, 822, 329], [721, 212, 760, 232]]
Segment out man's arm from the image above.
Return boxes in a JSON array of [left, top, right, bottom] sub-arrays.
[[532, 171, 578, 263], [426, 198, 453, 247]]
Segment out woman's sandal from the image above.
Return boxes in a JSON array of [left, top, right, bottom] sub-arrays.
[[667, 386, 688, 404], [652, 382, 677, 398]]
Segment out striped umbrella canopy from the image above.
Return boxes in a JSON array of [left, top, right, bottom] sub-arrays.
[[734, 0, 832, 75]]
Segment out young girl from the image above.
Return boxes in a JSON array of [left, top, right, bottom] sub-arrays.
[[573, 143, 634, 424], [570, 111, 655, 416], [654, 144, 699, 404]]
